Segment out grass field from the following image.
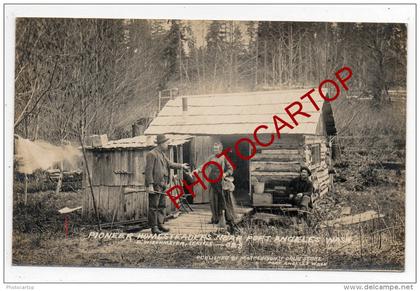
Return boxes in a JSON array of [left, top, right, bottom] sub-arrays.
[[12, 163, 405, 270], [12, 97, 407, 271]]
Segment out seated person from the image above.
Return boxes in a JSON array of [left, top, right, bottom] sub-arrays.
[[287, 166, 314, 210]]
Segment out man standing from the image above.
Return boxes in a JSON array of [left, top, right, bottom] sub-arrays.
[[145, 134, 189, 234]]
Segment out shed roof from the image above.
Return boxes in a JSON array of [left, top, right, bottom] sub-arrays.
[[144, 89, 327, 135], [89, 134, 192, 150]]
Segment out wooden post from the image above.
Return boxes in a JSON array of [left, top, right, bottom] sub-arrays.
[[64, 214, 69, 239], [264, 40, 267, 86], [249, 143, 252, 204], [158, 91, 162, 111], [55, 161, 63, 195], [324, 22, 328, 79], [178, 27, 183, 86], [78, 133, 101, 231], [359, 225, 363, 258], [254, 23, 259, 88], [55, 140, 64, 195], [278, 37, 282, 85], [24, 174, 28, 206], [182, 97, 188, 112], [288, 23, 293, 87]]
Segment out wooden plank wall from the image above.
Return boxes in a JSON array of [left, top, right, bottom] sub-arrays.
[[82, 146, 186, 222], [83, 184, 148, 221], [82, 149, 149, 222], [165, 145, 183, 214], [189, 136, 221, 204], [88, 149, 146, 187]]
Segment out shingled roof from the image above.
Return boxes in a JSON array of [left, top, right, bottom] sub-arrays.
[[87, 134, 192, 150], [145, 89, 332, 136]]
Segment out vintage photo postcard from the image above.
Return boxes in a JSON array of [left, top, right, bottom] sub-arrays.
[[3, 3, 417, 285]]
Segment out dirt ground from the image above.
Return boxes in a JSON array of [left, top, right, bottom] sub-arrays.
[[12, 162, 405, 271]]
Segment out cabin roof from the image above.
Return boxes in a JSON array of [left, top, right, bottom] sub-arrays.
[[144, 89, 328, 135], [88, 134, 192, 150]]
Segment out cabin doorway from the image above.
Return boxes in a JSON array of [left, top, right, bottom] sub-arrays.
[[221, 136, 251, 207]]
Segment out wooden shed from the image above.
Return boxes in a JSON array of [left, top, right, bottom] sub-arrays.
[[82, 134, 191, 222], [144, 89, 337, 207]]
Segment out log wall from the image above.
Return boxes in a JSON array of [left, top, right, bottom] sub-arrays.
[[251, 134, 331, 205], [304, 135, 331, 199], [251, 135, 303, 205]]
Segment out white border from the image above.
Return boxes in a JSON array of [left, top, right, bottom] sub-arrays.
[[2, 3, 417, 285]]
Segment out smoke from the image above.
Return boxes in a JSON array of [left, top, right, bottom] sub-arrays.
[[15, 136, 82, 174]]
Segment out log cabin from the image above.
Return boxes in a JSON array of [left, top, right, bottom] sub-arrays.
[[144, 89, 337, 207]]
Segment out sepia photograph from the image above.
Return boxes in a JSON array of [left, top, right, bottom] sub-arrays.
[[4, 3, 416, 285]]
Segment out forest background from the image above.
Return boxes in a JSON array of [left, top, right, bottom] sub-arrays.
[[14, 19, 407, 144]]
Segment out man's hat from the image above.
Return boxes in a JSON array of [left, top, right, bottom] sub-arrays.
[[156, 134, 170, 145], [300, 166, 312, 176]]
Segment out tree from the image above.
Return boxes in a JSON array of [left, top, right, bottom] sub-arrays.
[[358, 23, 406, 102], [14, 18, 407, 145], [14, 18, 168, 142]]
